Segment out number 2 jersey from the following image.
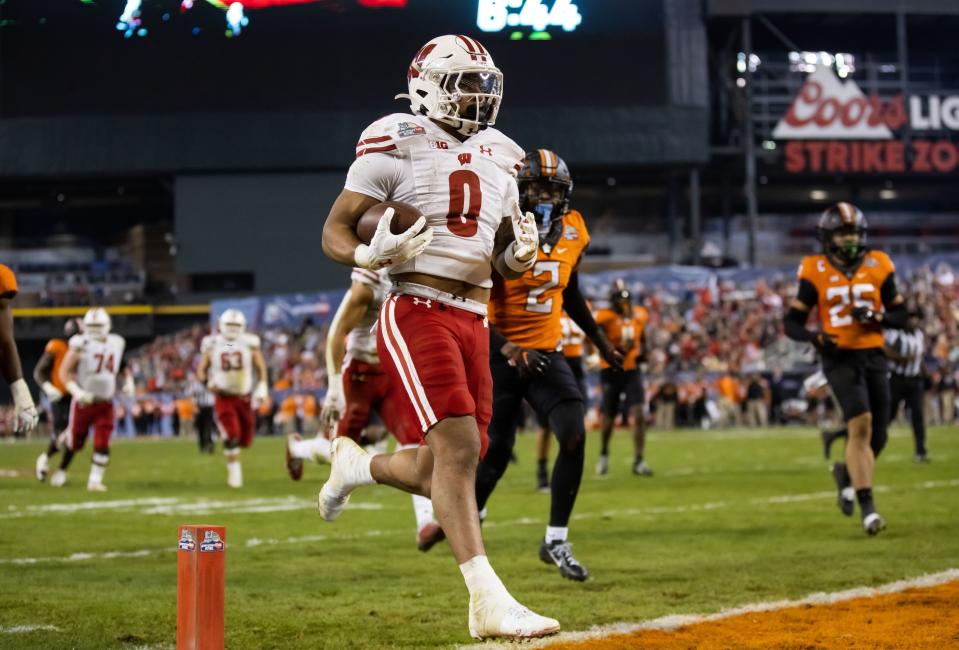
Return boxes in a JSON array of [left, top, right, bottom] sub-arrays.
[[344, 113, 524, 289], [68, 333, 126, 401], [201, 332, 261, 395], [796, 249, 897, 350], [487, 210, 590, 350]]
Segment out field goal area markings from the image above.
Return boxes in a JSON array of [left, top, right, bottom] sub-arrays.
[[466, 568, 959, 650]]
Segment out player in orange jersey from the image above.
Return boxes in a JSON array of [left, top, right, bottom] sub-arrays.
[[477, 149, 622, 581], [34, 318, 80, 481], [594, 280, 652, 476], [784, 202, 907, 535], [0, 264, 38, 435]]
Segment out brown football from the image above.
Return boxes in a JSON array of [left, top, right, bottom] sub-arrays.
[[355, 201, 423, 244]]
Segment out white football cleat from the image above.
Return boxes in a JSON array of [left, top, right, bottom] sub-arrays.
[[318, 437, 370, 521], [87, 482, 108, 492], [36, 453, 49, 482], [468, 591, 560, 640], [50, 470, 67, 487]]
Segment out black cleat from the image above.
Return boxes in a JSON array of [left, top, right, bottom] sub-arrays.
[[539, 539, 589, 582], [862, 512, 886, 536], [914, 454, 931, 464], [831, 463, 855, 517]]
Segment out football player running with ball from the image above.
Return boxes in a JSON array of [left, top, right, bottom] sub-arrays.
[[320, 35, 560, 640], [476, 149, 622, 581], [784, 202, 908, 535]]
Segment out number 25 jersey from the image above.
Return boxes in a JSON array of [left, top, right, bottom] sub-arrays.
[[487, 210, 590, 350], [797, 249, 895, 350], [344, 113, 525, 289]]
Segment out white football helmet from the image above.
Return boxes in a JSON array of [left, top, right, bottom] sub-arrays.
[[218, 309, 247, 340], [82, 308, 111, 340], [397, 34, 503, 137]]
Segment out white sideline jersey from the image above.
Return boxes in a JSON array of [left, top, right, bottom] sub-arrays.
[[345, 113, 525, 289], [68, 333, 126, 401], [346, 267, 391, 364], [201, 332, 261, 396]]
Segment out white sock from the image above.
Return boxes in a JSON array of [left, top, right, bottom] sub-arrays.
[[290, 437, 331, 463], [88, 452, 109, 485], [459, 555, 509, 600], [841, 487, 855, 501], [289, 437, 313, 459], [310, 437, 332, 463], [88, 463, 106, 486], [227, 459, 242, 484], [412, 494, 435, 531], [545, 526, 568, 544]]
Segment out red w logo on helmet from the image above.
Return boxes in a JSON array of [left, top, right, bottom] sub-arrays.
[[408, 43, 437, 82]]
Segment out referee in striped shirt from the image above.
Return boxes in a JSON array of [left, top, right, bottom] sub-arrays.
[[884, 309, 928, 463]]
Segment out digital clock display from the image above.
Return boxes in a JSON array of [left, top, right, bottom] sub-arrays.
[[477, 0, 583, 37]]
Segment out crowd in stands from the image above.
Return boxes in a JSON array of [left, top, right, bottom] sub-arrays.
[[13, 262, 959, 439]]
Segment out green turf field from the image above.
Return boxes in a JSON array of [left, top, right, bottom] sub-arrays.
[[1, 426, 957, 649]]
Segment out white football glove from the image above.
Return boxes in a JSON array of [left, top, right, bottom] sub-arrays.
[[252, 381, 269, 407], [66, 380, 95, 406], [10, 379, 38, 433], [41, 381, 64, 403], [320, 373, 346, 432], [505, 201, 538, 271], [354, 208, 433, 270]]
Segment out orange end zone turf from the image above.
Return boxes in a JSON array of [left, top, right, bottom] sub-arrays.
[[177, 524, 226, 650], [548, 580, 959, 650]]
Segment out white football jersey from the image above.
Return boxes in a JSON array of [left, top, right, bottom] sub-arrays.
[[69, 333, 126, 401], [345, 113, 524, 289], [345, 267, 391, 365], [201, 332, 261, 395]]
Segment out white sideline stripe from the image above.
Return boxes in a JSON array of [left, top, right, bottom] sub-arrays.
[[1, 496, 385, 519], [6, 480, 957, 565], [0, 624, 60, 634], [0, 469, 19, 478], [467, 569, 959, 650]]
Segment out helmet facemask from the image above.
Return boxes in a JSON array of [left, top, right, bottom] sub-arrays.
[[824, 225, 866, 266], [519, 179, 570, 241], [433, 69, 503, 136]]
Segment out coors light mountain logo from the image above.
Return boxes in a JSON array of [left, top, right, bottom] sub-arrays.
[[773, 67, 894, 140], [773, 66, 959, 173]]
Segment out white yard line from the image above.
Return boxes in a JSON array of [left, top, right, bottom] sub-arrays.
[[466, 568, 959, 650], [0, 496, 384, 520], [0, 624, 60, 634]]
